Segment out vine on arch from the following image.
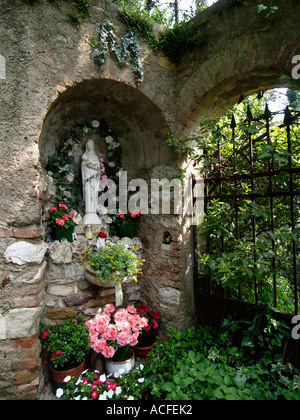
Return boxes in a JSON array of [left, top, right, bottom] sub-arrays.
[[45, 118, 122, 215], [92, 21, 144, 86]]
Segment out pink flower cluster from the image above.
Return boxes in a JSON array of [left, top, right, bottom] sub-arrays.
[[86, 304, 148, 359]]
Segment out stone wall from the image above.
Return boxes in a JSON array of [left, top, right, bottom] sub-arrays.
[[43, 235, 142, 325], [1, 0, 300, 400]]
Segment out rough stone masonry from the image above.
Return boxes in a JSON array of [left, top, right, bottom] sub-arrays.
[[0, 0, 300, 399]]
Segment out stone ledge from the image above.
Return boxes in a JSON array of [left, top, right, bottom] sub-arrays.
[[0, 227, 45, 239]]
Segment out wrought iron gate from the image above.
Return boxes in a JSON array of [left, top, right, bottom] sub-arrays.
[[195, 105, 300, 366]]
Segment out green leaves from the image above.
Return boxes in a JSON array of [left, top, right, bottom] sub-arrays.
[[93, 21, 143, 85]]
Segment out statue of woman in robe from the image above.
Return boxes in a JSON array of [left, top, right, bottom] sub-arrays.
[[81, 139, 101, 224]]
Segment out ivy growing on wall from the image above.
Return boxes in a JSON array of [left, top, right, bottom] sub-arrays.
[[92, 20, 144, 85]]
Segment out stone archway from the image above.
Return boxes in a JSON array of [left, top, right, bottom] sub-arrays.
[[38, 76, 189, 327], [39, 78, 175, 179], [175, 0, 300, 133], [2, 0, 300, 400]]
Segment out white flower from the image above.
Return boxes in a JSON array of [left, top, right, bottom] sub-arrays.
[[74, 396, 81, 400], [83, 127, 89, 133], [56, 388, 64, 398], [92, 120, 100, 128], [105, 136, 114, 144], [108, 162, 116, 168], [138, 378, 145, 383], [115, 387, 122, 396], [128, 396, 134, 400], [139, 364, 144, 371], [66, 173, 74, 183], [107, 389, 114, 399], [99, 392, 107, 400], [99, 374, 106, 383], [63, 375, 71, 383]]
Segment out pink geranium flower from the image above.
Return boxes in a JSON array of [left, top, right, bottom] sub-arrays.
[[86, 305, 148, 361]]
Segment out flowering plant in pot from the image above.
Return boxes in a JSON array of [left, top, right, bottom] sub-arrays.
[[83, 244, 144, 286], [83, 243, 144, 306], [86, 304, 148, 375], [40, 316, 90, 390], [133, 304, 161, 356], [47, 204, 76, 242], [114, 209, 142, 238]]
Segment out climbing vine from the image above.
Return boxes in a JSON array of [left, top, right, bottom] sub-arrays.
[[93, 21, 143, 86], [46, 118, 122, 215]]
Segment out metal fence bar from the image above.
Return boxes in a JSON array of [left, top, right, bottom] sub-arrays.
[[265, 105, 277, 309], [285, 107, 299, 314], [248, 106, 259, 306], [202, 104, 299, 315]]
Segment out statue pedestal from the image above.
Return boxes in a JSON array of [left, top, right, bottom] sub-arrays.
[[82, 212, 101, 225]]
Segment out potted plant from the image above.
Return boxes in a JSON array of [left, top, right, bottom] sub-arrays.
[[114, 209, 142, 239], [40, 316, 90, 392], [83, 243, 145, 306], [132, 303, 161, 357], [86, 304, 148, 376], [47, 204, 77, 242]]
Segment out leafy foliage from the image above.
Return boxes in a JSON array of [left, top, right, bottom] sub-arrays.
[[54, 313, 300, 400], [195, 96, 300, 312], [40, 316, 90, 370], [83, 244, 144, 285], [153, 22, 206, 64], [93, 20, 143, 85], [96, 314, 300, 400]]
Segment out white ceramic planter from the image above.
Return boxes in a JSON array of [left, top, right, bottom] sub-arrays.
[[105, 349, 135, 377]]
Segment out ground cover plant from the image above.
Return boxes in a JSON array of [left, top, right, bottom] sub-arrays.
[[58, 311, 300, 400]]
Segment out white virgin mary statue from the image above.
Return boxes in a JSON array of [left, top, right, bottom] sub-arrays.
[[81, 139, 101, 225]]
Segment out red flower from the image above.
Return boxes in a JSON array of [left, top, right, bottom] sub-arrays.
[[107, 380, 117, 390], [131, 209, 142, 218], [59, 204, 68, 210], [98, 232, 107, 238], [51, 350, 62, 359], [154, 310, 161, 320], [49, 207, 57, 212], [41, 329, 49, 340], [91, 391, 97, 399], [118, 213, 125, 220]]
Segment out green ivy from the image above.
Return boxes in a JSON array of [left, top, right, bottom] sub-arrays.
[[93, 21, 143, 85], [153, 22, 207, 64], [46, 118, 122, 215]]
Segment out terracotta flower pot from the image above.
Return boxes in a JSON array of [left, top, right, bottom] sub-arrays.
[[49, 358, 86, 393], [133, 343, 156, 358], [84, 265, 114, 287]]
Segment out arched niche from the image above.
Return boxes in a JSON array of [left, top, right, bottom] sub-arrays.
[[39, 78, 177, 181]]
